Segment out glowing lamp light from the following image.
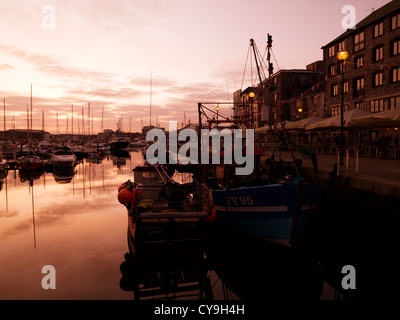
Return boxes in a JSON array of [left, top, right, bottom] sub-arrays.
[[249, 92, 256, 98], [215, 105, 220, 112], [298, 108, 303, 113], [337, 51, 349, 61]]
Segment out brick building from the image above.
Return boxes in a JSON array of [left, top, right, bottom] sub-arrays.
[[322, 0, 400, 117], [233, 64, 324, 128]]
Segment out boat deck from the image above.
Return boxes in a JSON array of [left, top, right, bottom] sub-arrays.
[[122, 164, 212, 299]]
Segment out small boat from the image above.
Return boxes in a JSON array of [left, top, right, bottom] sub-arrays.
[[38, 140, 52, 158], [110, 137, 130, 151], [51, 147, 77, 168], [0, 155, 9, 172], [128, 140, 148, 149], [86, 141, 105, 153], [17, 153, 44, 171]]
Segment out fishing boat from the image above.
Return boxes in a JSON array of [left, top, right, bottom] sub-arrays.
[[196, 38, 325, 247], [117, 163, 214, 299], [51, 146, 77, 168], [17, 153, 44, 171]]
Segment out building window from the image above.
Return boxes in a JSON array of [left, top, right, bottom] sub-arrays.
[[354, 31, 365, 52], [392, 13, 400, 30], [355, 78, 365, 91], [338, 61, 346, 74], [392, 67, 400, 83], [355, 56, 364, 68], [329, 64, 336, 76], [374, 22, 384, 37], [313, 95, 319, 104], [355, 101, 363, 110], [370, 98, 390, 112], [338, 40, 346, 52], [390, 96, 400, 109], [392, 39, 400, 56], [332, 84, 339, 96], [328, 45, 335, 57], [331, 105, 349, 116], [374, 46, 384, 62], [374, 72, 383, 87], [343, 81, 349, 94]]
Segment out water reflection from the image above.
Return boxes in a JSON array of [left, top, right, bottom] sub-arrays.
[[0, 152, 143, 299], [52, 167, 77, 184], [0, 150, 330, 300]]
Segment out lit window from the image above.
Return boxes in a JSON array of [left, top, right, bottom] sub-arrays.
[[392, 39, 400, 56], [392, 13, 400, 30], [393, 67, 400, 83], [374, 22, 384, 37], [328, 45, 335, 57], [354, 32, 365, 52], [332, 84, 339, 96], [374, 46, 384, 62], [338, 40, 346, 52], [343, 82, 349, 93], [355, 78, 365, 91], [374, 72, 383, 87], [355, 56, 364, 68]]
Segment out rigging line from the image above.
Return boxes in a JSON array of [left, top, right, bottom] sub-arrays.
[[240, 44, 251, 91], [252, 40, 268, 82], [271, 48, 281, 72]]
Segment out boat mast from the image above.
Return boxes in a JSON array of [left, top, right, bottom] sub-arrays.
[[150, 70, 152, 126], [250, 39, 268, 129], [3, 98, 5, 141]]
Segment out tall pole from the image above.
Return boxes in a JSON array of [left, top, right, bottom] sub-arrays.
[[250, 38, 269, 129], [340, 59, 345, 167], [3, 98, 5, 140], [101, 105, 104, 132], [71, 104, 74, 136], [149, 70, 152, 126], [30, 84, 33, 134]]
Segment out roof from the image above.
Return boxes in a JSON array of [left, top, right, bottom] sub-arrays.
[[322, 0, 400, 48]]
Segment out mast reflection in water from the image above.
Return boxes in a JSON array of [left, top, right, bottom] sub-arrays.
[[0, 151, 143, 299], [0, 150, 325, 300]]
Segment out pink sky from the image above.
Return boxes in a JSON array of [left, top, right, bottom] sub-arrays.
[[0, 0, 392, 134]]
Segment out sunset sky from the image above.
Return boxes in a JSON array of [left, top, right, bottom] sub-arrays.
[[0, 0, 392, 134]]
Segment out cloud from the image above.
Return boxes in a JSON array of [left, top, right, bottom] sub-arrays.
[[0, 64, 14, 70]]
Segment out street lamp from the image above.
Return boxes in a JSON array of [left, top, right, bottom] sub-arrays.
[[215, 105, 220, 128], [337, 50, 349, 167], [249, 92, 255, 128]]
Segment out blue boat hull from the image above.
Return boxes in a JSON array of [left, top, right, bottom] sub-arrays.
[[212, 182, 324, 245]]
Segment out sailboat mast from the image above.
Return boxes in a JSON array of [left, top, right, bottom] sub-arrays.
[[30, 84, 33, 135], [71, 104, 74, 136], [150, 71, 152, 126], [3, 98, 5, 140], [101, 105, 104, 132]]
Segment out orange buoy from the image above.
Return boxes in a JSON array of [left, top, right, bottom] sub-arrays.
[[207, 208, 217, 222], [118, 183, 127, 192], [118, 188, 133, 206]]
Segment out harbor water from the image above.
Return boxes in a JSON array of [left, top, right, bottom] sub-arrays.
[[1, 150, 399, 300]]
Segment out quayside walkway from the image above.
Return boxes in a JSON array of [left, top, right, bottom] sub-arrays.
[[268, 150, 400, 201]]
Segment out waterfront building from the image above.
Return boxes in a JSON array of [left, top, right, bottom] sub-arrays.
[[322, 0, 400, 116]]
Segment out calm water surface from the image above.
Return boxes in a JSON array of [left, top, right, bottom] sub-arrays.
[[0, 151, 146, 299]]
